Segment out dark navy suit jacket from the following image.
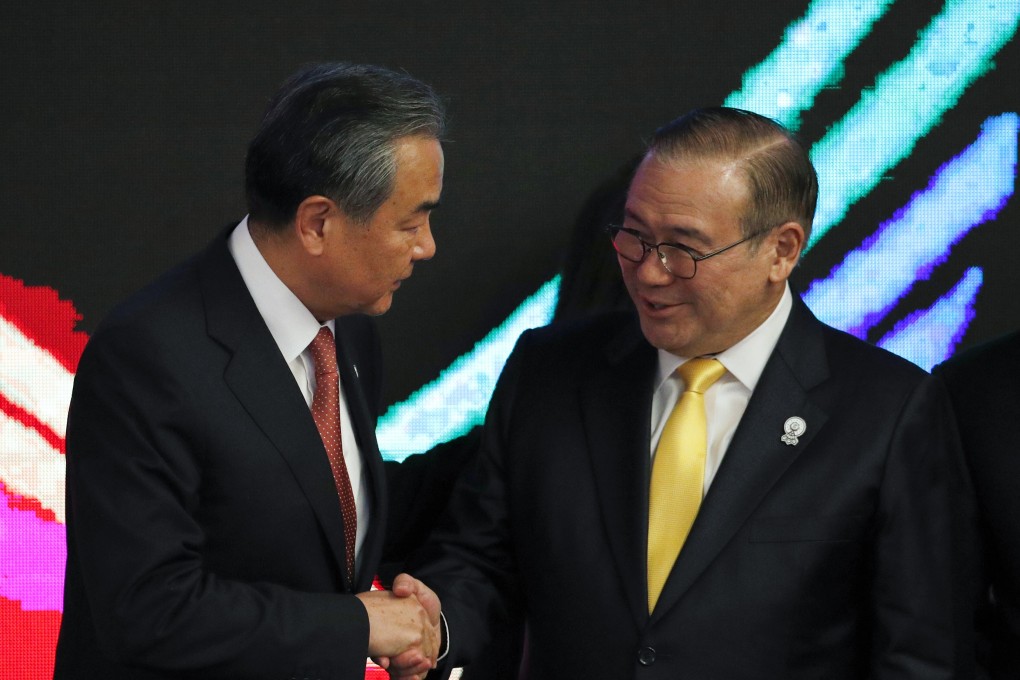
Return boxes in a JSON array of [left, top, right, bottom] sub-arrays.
[[418, 296, 966, 679]]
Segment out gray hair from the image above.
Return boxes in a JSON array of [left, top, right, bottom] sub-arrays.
[[647, 107, 817, 245], [245, 62, 446, 226]]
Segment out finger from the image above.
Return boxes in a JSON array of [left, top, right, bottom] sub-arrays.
[[412, 581, 441, 624], [390, 572, 417, 598], [390, 649, 426, 667], [388, 649, 430, 674]]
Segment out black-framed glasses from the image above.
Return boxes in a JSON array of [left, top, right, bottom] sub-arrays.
[[607, 225, 760, 279]]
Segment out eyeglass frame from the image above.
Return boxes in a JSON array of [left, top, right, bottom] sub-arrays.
[[606, 224, 772, 279]]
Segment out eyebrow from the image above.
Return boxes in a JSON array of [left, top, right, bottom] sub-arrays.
[[416, 199, 441, 213], [623, 208, 708, 245]]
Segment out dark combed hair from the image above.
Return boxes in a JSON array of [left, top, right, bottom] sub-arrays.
[[648, 107, 818, 244], [245, 62, 446, 227]]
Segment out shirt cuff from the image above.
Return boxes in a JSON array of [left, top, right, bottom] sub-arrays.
[[437, 610, 450, 662]]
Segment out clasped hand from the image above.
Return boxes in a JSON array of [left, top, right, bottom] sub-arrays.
[[356, 573, 442, 680]]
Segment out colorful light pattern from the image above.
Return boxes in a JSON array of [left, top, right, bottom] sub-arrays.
[[377, 277, 560, 461], [724, 0, 895, 130], [878, 267, 984, 370], [808, 0, 1020, 248], [804, 113, 1018, 338]]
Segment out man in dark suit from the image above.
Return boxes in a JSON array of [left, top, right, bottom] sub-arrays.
[[54, 63, 445, 680], [409, 107, 964, 679], [934, 332, 1020, 678]]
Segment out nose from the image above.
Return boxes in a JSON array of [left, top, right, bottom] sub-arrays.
[[413, 222, 436, 261], [634, 248, 673, 285]]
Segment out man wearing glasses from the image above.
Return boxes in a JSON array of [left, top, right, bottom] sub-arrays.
[[409, 107, 967, 679]]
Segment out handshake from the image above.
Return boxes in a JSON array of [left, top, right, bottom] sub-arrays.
[[356, 573, 443, 680]]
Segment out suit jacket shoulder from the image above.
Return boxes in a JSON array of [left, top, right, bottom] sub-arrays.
[[935, 330, 1020, 399]]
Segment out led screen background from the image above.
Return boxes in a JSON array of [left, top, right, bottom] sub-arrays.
[[1, 1, 1018, 677]]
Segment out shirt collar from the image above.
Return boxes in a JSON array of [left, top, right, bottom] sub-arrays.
[[227, 216, 333, 363], [655, 283, 793, 391]]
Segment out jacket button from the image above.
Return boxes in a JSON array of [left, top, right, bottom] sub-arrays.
[[638, 646, 656, 665]]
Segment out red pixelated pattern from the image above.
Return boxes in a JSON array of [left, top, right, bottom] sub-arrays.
[[0, 274, 87, 373], [0, 597, 60, 680]]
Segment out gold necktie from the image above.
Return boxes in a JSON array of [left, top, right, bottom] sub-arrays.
[[647, 357, 726, 613]]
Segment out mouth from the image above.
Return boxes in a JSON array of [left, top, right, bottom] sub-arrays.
[[639, 296, 683, 313]]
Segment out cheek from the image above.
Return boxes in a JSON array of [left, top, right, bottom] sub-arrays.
[[374, 241, 406, 266], [620, 267, 639, 294], [687, 281, 732, 325]]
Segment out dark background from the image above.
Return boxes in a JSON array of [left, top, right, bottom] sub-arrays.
[[1, 0, 1017, 406]]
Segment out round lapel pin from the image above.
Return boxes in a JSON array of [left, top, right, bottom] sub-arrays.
[[780, 416, 806, 445]]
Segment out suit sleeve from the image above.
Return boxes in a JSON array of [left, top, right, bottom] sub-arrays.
[[868, 374, 973, 679], [381, 427, 481, 580], [63, 322, 370, 679], [409, 333, 531, 668]]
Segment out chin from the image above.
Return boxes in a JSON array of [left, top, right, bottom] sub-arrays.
[[640, 321, 690, 356], [362, 295, 394, 317]]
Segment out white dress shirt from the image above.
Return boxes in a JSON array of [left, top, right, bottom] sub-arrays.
[[227, 217, 369, 568], [649, 284, 793, 496]]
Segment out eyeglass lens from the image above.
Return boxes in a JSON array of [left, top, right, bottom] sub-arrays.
[[612, 229, 695, 278]]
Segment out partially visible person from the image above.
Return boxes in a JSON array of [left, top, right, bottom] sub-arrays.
[[553, 155, 639, 323], [406, 107, 965, 679], [934, 331, 1020, 679], [54, 62, 447, 680]]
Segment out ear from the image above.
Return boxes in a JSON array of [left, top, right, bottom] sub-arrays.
[[767, 221, 805, 283], [293, 195, 342, 256]]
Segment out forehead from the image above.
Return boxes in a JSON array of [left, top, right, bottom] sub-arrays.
[[392, 135, 444, 184], [624, 155, 749, 239]]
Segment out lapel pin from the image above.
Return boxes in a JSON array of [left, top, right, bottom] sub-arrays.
[[352, 364, 359, 378], [780, 416, 806, 446]]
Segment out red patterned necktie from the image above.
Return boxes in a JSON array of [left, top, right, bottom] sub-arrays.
[[308, 327, 358, 584]]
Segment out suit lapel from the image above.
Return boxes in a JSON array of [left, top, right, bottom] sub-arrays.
[[581, 321, 658, 629], [198, 234, 352, 587], [650, 296, 832, 620]]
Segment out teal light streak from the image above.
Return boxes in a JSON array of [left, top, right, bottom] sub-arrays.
[[377, 277, 560, 461], [804, 114, 1018, 335], [807, 0, 1020, 251], [877, 267, 983, 371], [725, 0, 894, 130]]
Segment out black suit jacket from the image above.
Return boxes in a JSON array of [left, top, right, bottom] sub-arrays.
[[417, 295, 964, 679], [55, 231, 388, 679], [934, 332, 1020, 679]]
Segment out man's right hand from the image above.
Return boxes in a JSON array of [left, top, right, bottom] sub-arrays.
[[356, 587, 439, 674]]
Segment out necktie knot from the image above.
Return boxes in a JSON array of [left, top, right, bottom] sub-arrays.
[[309, 327, 338, 377], [677, 357, 726, 395]]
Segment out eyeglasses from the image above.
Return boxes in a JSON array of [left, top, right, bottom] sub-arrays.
[[607, 225, 763, 279]]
